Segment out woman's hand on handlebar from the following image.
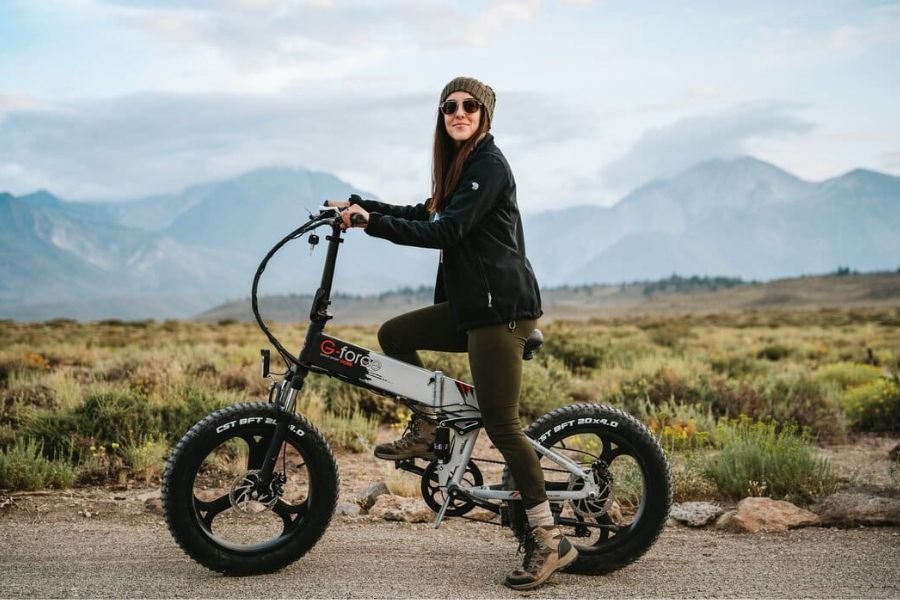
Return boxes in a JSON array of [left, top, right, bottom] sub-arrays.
[[325, 200, 350, 209], [340, 203, 369, 230]]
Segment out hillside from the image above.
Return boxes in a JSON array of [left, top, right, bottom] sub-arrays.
[[198, 271, 900, 324], [2, 156, 899, 320]]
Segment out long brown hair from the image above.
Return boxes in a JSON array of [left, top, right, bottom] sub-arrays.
[[429, 108, 491, 215]]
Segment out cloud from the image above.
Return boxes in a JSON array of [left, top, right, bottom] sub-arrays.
[[830, 3, 900, 50], [881, 149, 900, 171], [0, 93, 48, 120], [753, 3, 900, 67], [0, 90, 587, 204], [463, 0, 541, 46], [37, 0, 546, 92], [600, 102, 814, 192]]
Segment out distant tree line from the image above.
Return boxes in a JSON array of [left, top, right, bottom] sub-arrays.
[[641, 274, 746, 297]]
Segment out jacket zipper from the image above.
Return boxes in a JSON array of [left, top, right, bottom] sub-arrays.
[[476, 256, 493, 308]]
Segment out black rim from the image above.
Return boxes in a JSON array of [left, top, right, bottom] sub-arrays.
[[187, 424, 314, 554], [538, 424, 657, 554]]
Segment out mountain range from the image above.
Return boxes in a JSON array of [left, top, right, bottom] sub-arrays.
[[1, 156, 898, 320]]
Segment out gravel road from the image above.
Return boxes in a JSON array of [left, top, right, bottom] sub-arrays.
[[2, 508, 898, 599]]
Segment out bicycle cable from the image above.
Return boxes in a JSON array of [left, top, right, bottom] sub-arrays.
[[251, 212, 339, 370]]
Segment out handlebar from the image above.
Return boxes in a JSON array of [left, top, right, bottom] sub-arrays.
[[252, 198, 368, 370]]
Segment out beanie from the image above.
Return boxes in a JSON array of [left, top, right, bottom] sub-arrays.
[[440, 76, 496, 124]]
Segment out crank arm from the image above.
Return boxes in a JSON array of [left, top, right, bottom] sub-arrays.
[[556, 516, 620, 532]]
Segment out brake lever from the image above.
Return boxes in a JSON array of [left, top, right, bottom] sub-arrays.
[[318, 206, 342, 219]]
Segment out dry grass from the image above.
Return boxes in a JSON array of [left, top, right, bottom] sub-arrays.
[[1, 305, 898, 496]]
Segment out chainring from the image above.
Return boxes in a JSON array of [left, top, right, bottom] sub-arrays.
[[421, 460, 484, 517]]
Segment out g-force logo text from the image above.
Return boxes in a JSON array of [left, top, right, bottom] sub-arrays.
[[319, 339, 382, 371]]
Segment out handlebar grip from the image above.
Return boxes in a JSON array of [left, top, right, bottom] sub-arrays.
[[350, 213, 367, 226]]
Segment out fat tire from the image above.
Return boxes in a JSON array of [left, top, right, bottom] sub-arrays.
[[503, 403, 671, 575], [161, 402, 339, 575]]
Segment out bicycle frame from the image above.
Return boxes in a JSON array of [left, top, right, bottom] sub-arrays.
[[268, 212, 603, 527]]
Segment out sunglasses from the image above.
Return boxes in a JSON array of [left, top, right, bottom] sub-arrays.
[[440, 98, 482, 115]]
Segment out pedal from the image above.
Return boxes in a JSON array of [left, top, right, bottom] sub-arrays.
[[395, 458, 426, 477]]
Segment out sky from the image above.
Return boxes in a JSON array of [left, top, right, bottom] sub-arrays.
[[1, 0, 899, 213]]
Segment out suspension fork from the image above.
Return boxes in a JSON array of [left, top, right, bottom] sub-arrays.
[[256, 365, 307, 486]]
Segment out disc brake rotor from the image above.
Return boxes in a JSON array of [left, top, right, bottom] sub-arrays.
[[567, 460, 614, 519], [229, 470, 281, 512]]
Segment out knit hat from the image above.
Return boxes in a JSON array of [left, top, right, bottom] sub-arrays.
[[440, 76, 496, 124]]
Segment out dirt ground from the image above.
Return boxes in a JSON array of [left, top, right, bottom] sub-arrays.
[[1, 431, 898, 598]]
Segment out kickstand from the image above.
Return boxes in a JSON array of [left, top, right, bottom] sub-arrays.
[[433, 491, 453, 529]]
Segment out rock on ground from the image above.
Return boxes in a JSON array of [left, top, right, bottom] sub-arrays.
[[358, 482, 390, 511], [815, 492, 900, 527], [335, 502, 362, 517], [716, 497, 820, 533], [368, 494, 433, 524], [670, 502, 725, 527]]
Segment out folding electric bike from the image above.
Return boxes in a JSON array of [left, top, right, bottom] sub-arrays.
[[161, 206, 671, 576]]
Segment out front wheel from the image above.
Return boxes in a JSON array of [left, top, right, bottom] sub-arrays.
[[162, 402, 339, 575], [503, 403, 671, 575]]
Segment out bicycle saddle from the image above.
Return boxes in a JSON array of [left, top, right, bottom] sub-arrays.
[[523, 329, 543, 360]]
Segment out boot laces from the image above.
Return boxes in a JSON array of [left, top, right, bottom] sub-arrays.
[[393, 418, 424, 449], [516, 530, 551, 574]]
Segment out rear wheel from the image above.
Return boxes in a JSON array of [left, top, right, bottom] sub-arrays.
[[503, 403, 671, 575], [162, 402, 339, 575]]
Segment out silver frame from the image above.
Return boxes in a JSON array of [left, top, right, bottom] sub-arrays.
[[295, 336, 605, 528]]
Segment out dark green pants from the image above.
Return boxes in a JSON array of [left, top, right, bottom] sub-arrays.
[[377, 301, 547, 508]]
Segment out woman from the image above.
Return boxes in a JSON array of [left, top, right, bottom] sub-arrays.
[[330, 76, 576, 590]]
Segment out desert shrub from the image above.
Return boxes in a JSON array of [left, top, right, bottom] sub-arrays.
[[0, 357, 50, 387], [702, 420, 837, 504], [641, 400, 718, 451], [187, 360, 219, 378], [124, 437, 169, 482], [709, 354, 770, 378], [611, 367, 712, 414], [844, 377, 900, 432], [640, 321, 695, 349], [316, 409, 379, 453], [3, 380, 57, 410], [814, 362, 884, 390], [704, 378, 767, 420], [77, 442, 127, 484], [519, 355, 572, 420], [310, 375, 398, 423], [702, 374, 845, 442], [0, 439, 76, 490], [23, 410, 85, 460], [219, 365, 253, 392], [756, 375, 846, 442], [0, 425, 16, 449], [543, 329, 610, 370], [756, 344, 792, 362], [74, 389, 160, 448], [670, 456, 718, 502], [154, 385, 235, 442], [23, 385, 234, 463]]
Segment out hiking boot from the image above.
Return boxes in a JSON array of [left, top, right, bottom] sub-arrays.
[[504, 526, 578, 591], [373, 417, 436, 461]]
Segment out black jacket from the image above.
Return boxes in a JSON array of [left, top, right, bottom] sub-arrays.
[[353, 134, 542, 331]]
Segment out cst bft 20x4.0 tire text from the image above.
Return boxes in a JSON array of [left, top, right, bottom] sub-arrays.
[[503, 403, 671, 575], [162, 403, 339, 575]]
